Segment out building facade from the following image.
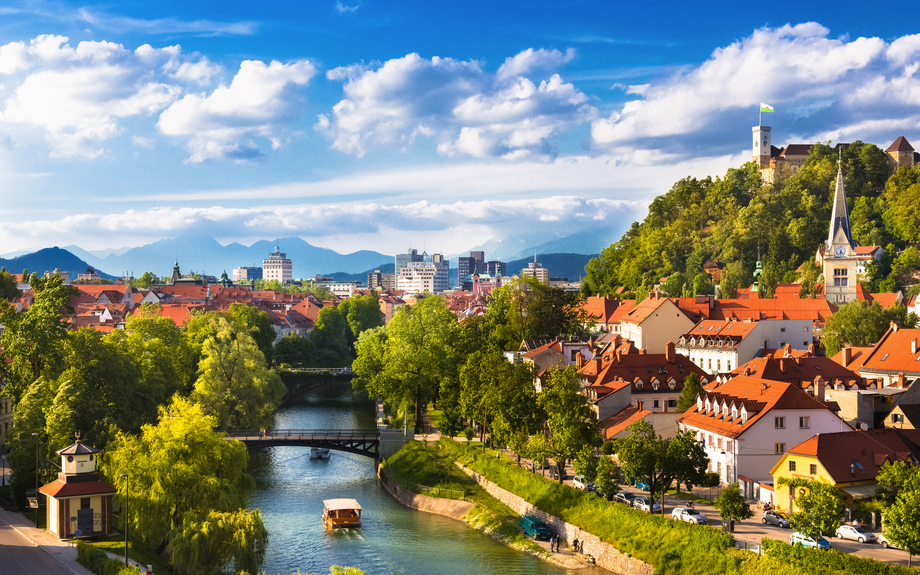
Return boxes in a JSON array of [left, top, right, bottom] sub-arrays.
[[233, 266, 263, 283], [676, 319, 813, 375], [262, 247, 293, 283], [395, 248, 424, 279], [824, 159, 860, 304], [522, 261, 549, 284], [367, 270, 396, 290]]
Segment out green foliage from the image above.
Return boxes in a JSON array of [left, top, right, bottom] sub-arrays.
[[822, 300, 908, 357], [573, 445, 599, 483], [0, 268, 21, 301], [273, 333, 314, 367], [337, 293, 385, 343], [484, 277, 590, 350], [676, 372, 703, 413], [776, 477, 845, 538], [227, 303, 276, 367], [538, 366, 600, 483], [169, 509, 268, 575], [712, 482, 753, 523], [614, 420, 709, 506], [761, 538, 915, 575], [311, 306, 351, 365], [7, 381, 50, 506], [129, 271, 160, 289], [878, 461, 920, 559], [595, 456, 621, 500], [191, 316, 286, 430]]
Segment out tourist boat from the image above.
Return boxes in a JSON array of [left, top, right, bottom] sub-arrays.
[[310, 447, 331, 459], [323, 498, 362, 528]]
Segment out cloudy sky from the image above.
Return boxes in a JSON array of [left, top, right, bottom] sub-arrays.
[[1, 1, 919, 257]]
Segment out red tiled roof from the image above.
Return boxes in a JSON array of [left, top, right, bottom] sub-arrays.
[[732, 356, 864, 387], [784, 428, 920, 484], [39, 478, 117, 498], [599, 405, 651, 439], [887, 136, 915, 153], [829, 346, 874, 372], [869, 293, 901, 308], [858, 327, 920, 375]]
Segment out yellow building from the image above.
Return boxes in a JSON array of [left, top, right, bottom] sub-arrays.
[[38, 440, 116, 540], [770, 428, 920, 512]]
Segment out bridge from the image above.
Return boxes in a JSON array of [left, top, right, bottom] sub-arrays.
[[226, 429, 383, 459]]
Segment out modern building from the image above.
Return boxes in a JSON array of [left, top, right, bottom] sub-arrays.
[[367, 270, 396, 290], [395, 248, 425, 279], [262, 247, 293, 283], [485, 260, 506, 276], [522, 259, 549, 284], [397, 261, 448, 294], [39, 439, 116, 540], [233, 266, 263, 283], [458, 251, 486, 284], [431, 252, 449, 291]]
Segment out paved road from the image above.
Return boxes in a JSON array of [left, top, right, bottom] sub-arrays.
[[0, 520, 85, 575]]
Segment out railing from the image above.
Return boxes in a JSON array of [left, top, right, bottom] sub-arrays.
[[281, 367, 354, 375], [225, 428, 378, 440]]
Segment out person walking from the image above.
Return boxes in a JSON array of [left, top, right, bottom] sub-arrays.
[[573, 537, 579, 553], [549, 536, 555, 553]]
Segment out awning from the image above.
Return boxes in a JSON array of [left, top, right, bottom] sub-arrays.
[[840, 484, 879, 500]]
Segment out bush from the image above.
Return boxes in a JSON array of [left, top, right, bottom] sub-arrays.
[[761, 538, 914, 575], [463, 428, 474, 441], [76, 541, 139, 575]]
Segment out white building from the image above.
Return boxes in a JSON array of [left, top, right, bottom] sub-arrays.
[[618, 292, 696, 354], [676, 319, 813, 375], [263, 247, 293, 283], [677, 376, 850, 492], [233, 266, 263, 283], [397, 261, 445, 294], [522, 261, 549, 284]]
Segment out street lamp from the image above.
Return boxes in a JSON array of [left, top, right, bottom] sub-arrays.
[[31, 433, 39, 527], [121, 473, 129, 567]]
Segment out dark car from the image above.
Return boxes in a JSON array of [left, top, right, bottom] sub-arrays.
[[613, 492, 639, 505], [519, 515, 551, 540], [762, 510, 792, 528]]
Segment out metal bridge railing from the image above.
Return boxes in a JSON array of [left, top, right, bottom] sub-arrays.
[[225, 429, 379, 440]]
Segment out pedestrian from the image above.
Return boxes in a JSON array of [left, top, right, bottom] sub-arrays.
[[573, 537, 579, 553], [580, 540, 585, 553], [549, 536, 555, 552], [531, 461, 535, 473], [496, 451, 500, 460]]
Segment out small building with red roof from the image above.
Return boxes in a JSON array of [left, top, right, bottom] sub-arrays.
[[856, 325, 920, 387], [39, 439, 116, 540]]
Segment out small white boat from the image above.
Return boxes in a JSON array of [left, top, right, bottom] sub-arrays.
[[323, 498, 362, 528], [310, 447, 331, 459]]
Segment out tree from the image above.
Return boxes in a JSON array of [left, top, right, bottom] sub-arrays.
[[0, 268, 20, 301], [459, 347, 506, 444], [573, 445, 599, 483], [595, 456, 621, 500], [778, 478, 845, 540], [130, 271, 160, 289], [676, 372, 703, 413], [538, 366, 600, 484], [338, 294, 384, 341], [353, 297, 458, 431], [6, 380, 49, 507], [103, 396, 266, 570], [191, 317, 286, 430], [878, 461, 920, 567], [615, 420, 709, 512], [273, 333, 313, 367], [0, 273, 78, 403], [228, 303, 276, 367], [311, 306, 350, 365], [712, 482, 753, 527], [822, 300, 907, 357]]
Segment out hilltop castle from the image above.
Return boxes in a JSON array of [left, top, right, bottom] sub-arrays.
[[752, 125, 919, 183]]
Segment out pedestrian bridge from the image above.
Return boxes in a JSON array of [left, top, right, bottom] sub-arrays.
[[225, 428, 408, 460]]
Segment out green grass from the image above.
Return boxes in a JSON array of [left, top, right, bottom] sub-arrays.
[[87, 517, 175, 575]]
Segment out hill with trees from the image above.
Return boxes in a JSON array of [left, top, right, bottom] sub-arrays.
[[580, 141, 920, 299]]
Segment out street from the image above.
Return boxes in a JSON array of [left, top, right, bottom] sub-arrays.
[[0, 521, 85, 575]]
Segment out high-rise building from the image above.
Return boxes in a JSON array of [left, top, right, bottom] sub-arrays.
[[485, 260, 506, 276], [397, 252, 449, 294], [233, 266, 263, 283], [522, 258, 549, 284], [431, 252, 449, 292], [367, 270, 396, 290], [263, 246, 293, 283], [469, 251, 485, 267], [458, 250, 487, 285], [395, 248, 424, 279]]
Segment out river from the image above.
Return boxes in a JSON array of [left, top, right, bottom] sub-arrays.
[[248, 383, 607, 575]]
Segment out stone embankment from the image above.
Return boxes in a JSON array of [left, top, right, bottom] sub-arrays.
[[377, 467, 473, 520], [457, 463, 654, 575]]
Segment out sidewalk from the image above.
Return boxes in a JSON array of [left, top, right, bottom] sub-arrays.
[[0, 506, 149, 574]]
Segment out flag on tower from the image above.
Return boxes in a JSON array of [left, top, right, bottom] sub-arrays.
[[760, 103, 774, 112]]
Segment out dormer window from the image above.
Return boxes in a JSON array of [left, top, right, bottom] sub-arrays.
[[697, 396, 704, 412], [731, 406, 738, 420], [636, 381, 643, 390], [668, 380, 676, 390]]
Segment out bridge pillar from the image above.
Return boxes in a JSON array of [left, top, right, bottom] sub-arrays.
[[378, 428, 413, 460]]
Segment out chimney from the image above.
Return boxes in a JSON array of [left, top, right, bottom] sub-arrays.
[[816, 377, 825, 401], [912, 339, 918, 355], [891, 321, 899, 332], [639, 348, 647, 355], [784, 343, 792, 357], [743, 368, 750, 376], [665, 341, 676, 363], [615, 349, 622, 364], [898, 372, 905, 389], [575, 352, 585, 368], [779, 358, 786, 374], [808, 343, 815, 356], [841, 346, 852, 367]]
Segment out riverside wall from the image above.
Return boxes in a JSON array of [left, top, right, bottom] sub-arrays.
[[457, 464, 654, 575], [377, 467, 474, 521]]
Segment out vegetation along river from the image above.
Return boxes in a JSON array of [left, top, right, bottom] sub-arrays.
[[248, 383, 605, 575]]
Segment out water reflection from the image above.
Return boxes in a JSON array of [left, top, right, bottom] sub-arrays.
[[249, 384, 605, 575]]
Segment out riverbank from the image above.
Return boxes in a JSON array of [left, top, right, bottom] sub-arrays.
[[381, 440, 596, 571]]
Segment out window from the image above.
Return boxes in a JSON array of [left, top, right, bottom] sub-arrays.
[[775, 443, 785, 454], [708, 434, 713, 446], [882, 354, 889, 361], [708, 359, 712, 369], [833, 268, 848, 287], [717, 438, 723, 449], [571, 350, 578, 362], [717, 359, 721, 371], [789, 460, 796, 472], [775, 417, 785, 429], [717, 461, 722, 476], [726, 440, 732, 451], [653, 400, 660, 409], [668, 399, 677, 408], [810, 464, 817, 475], [893, 414, 903, 423], [727, 362, 731, 371], [799, 416, 810, 429], [780, 327, 786, 333]]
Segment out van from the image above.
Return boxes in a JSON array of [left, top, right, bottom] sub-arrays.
[[519, 516, 551, 540]]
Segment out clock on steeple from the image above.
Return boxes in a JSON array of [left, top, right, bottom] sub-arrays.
[[834, 245, 847, 258]]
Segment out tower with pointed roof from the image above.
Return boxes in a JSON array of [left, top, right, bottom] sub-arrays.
[[823, 152, 859, 304]]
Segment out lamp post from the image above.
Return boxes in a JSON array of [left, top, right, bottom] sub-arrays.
[[121, 473, 129, 567], [31, 432, 39, 527]]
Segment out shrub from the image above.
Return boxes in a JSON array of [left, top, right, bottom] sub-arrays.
[[463, 428, 474, 441], [761, 538, 914, 575], [76, 541, 139, 575]]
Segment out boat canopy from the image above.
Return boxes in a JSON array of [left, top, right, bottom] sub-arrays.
[[324, 498, 362, 511]]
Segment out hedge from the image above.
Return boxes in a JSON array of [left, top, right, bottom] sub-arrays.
[[76, 541, 139, 575], [761, 538, 915, 575]]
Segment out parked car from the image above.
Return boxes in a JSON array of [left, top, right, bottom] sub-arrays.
[[573, 475, 587, 490], [835, 524, 877, 543], [878, 532, 899, 549], [613, 492, 639, 506], [519, 516, 551, 540], [762, 510, 792, 528], [633, 479, 650, 491], [632, 497, 661, 513], [789, 532, 831, 550], [672, 507, 708, 524]]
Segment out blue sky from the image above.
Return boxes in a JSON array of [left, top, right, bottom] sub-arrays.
[[1, 1, 919, 257]]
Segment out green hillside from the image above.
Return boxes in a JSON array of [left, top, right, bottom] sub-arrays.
[[582, 141, 920, 298]]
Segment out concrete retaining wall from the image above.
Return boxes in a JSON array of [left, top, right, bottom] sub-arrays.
[[378, 468, 474, 521], [458, 464, 654, 575]]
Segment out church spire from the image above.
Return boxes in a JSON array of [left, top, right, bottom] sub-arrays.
[[827, 148, 854, 248]]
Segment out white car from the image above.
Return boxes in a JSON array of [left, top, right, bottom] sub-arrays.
[[633, 497, 661, 513], [671, 507, 708, 524], [835, 524, 877, 543], [878, 532, 899, 549], [573, 475, 587, 490]]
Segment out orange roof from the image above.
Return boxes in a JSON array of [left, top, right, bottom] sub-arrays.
[[620, 294, 678, 325], [829, 346, 874, 372], [678, 375, 840, 438], [858, 327, 920, 375], [581, 295, 632, 324], [584, 345, 707, 392], [73, 284, 129, 295], [784, 428, 920, 484], [732, 356, 864, 388], [869, 293, 901, 308], [599, 405, 652, 439], [39, 478, 116, 498]]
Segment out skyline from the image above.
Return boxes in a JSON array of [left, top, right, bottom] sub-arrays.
[[1, 2, 920, 256]]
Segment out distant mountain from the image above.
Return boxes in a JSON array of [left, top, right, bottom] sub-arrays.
[[504, 229, 619, 262], [328, 263, 396, 283], [64, 245, 133, 261], [71, 236, 393, 280], [0, 247, 117, 280]]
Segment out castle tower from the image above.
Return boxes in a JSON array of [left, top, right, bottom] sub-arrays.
[[823, 154, 859, 304], [886, 136, 915, 170], [752, 126, 772, 169]]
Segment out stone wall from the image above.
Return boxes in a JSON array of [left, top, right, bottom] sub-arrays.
[[378, 467, 474, 521], [458, 464, 654, 575]]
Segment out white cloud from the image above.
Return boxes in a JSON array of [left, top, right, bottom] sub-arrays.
[[591, 23, 920, 150], [77, 9, 258, 36], [157, 59, 317, 163], [0, 36, 181, 158], [335, 1, 360, 14], [172, 57, 222, 86], [317, 48, 594, 160], [132, 135, 155, 148]]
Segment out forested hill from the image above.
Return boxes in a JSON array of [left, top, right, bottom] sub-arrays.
[[581, 141, 920, 298]]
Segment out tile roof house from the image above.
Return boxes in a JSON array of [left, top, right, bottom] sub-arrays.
[[770, 428, 920, 510], [856, 325, 920, 387], [830, 346, 874, 373], [580, 295, 636, 333], [619, 292, 697, 353], [677, 375, 851, 491]]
